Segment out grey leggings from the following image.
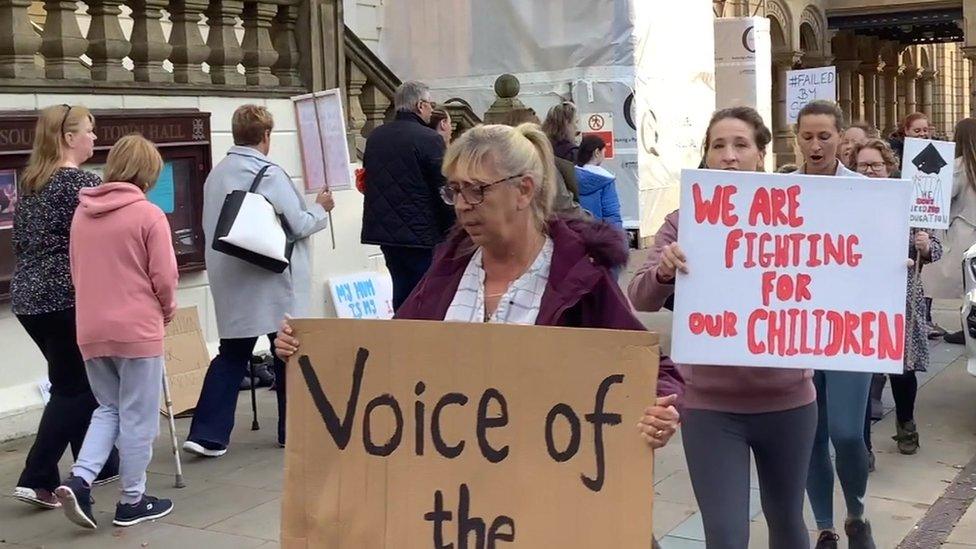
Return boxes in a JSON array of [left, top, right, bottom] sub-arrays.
[[682, 403, 818, 549]]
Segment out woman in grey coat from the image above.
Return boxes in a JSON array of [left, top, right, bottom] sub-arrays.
[[183, 105, 334, 457]]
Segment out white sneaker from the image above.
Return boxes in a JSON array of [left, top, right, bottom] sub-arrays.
[[182, 440, 227, 458]]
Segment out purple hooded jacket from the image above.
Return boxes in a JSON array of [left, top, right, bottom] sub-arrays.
[[396, 217, 685, 399]]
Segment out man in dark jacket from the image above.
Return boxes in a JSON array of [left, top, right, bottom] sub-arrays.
[[361, 80, 455, 310]]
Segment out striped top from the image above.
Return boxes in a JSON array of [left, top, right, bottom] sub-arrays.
[[443, 238, 553, 325]]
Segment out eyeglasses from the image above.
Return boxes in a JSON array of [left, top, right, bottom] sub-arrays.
[[856, 162, 887, 173], [60, 104, 72, 136], [419, 99, 435, 109], [439, 174, 524, 205]]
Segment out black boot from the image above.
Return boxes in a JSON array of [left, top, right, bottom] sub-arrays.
[[945, 330, 966, 344], [845, 518, 876, 549], [893, 420, 920, 455]]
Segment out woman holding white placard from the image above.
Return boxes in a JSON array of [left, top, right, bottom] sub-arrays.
[[795, 100, 876, 549], [853, 138, 941, 462], [628, 106, 818, 549], [922, 118, 976, 345]]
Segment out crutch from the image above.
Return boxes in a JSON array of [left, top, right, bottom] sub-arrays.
[[160, 362, 185, 488], [250, 359, 260, 431]]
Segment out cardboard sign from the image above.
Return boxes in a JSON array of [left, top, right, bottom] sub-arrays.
[[671, 169, 911, 373], [786, 66, 836, 124], [161, 307, 211, 416], [293, 89, 352, 192], [901, 137, 955, 229], [327, 272, 395, 319], [282, 319, 659, 548], [581, 112, 614, 159]]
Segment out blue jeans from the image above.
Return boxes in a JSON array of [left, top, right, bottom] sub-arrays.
[[807, 370, 872, 530], [187, 335, 284, 449]]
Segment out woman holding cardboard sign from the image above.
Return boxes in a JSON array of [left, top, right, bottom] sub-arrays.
[[275, 124, 684, 453], [628, 106, 818, 549], [853, 138, 942, 461], [795, 100, 876, 549]]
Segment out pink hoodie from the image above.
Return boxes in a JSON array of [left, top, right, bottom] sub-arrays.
[[70, 182, 178, 361], [627, 210, 815, 414]]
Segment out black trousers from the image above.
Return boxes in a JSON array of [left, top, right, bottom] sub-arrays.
[[188, 335, 286, 449], [864, 371, 918, 451], [380, 245, 434, 311], [16, 308, 118, 490]]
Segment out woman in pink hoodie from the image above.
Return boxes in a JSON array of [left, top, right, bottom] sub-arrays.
[[628, 107, 817, 549], [55, 134, 178, 531]]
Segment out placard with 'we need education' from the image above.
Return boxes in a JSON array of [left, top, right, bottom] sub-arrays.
[[671, 169, 911, 374]]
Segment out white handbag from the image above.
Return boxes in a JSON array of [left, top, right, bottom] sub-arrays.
[[212, 165, 293, 273]]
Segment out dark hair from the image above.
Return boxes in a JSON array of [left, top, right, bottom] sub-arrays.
[[502, 108, 540, 127], [428, 107, 449, 131], [796, 100, 844, 132], [703, 106, 772, 156], [576, 134, 606, 166], [955, 118, 976, 191]]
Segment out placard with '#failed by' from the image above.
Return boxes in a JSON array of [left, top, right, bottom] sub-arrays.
[[671, 169, 911, 374], [282, 319, 659, 548]]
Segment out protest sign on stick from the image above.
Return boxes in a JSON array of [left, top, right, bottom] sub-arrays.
[[671, 169, 911, 374], [786, 66, 836, 124], [901, 137, 955, 229], [282, 319, 659, 548], [161, 307, 210, 417]]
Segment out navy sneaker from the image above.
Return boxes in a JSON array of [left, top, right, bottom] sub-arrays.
[[113, 495, 174, 527], [55, 474, 96, 529]]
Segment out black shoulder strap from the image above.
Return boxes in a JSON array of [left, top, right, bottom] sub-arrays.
[[248, 165, 273, 193]]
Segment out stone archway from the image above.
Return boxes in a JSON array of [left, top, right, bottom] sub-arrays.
[[767, 0, 799, 166], [799, 4, 829, 66]]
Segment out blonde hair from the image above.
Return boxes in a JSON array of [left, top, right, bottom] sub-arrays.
[[442, 123, 556, 231], [21, 104, 94, 194], [103, 134, 163, 192], [232, 104, 274, 146], [542, 101, 577, 143]]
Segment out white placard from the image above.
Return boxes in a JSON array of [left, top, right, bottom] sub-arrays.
[[327, 272, 394, 320], [292, 89, 352, 191], [786, 66, 836, 124], [671, 169, 911, 373], [901, 137, 955, 230]]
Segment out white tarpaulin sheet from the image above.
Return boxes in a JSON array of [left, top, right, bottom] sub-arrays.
[[378, 0, 715, 237]]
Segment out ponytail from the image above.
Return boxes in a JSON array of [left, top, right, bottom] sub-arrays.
[[514, 123, 556, 229]]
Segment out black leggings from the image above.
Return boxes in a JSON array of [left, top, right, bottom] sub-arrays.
[[16, 309, 118, 490], [864, 371, 918, 451], [682, 403, 818, 549]]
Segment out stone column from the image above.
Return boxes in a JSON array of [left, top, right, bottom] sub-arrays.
[[271, 2, 302, 86], [965, 47, 976, 118], [168, 0, 210, 84], [903, 67, 920, 114], [346, 59, 367, 153], [883, 65, 902, 135], [859, 64, 879, 127], [837, 60, 860, 123], [772, 50, 803, 166], [241, 1, 279, 86], [359, 84, 391, 137], [129, 0, 173, 83], [0, 0, 41, 78], [86, 0, 133, 81], [921, 69, 936, 119], [39, 0, 88, 79], [206, 0, 246, 85]]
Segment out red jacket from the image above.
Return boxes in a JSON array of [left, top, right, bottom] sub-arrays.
[[397, 217, 684, 399]]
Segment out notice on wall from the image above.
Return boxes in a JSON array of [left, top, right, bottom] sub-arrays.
[[901, 137, 955, 230], [671, 169, 911, 374], [327, 272, 394, 319], [161, 307, 211, 416], [581, 112, 615, 159], [293, 89, 353, 192], [786, 66, 836, 124], [282, 319, 659, 548]]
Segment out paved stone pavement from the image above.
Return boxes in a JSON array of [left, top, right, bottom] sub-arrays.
[[0, 254, 975, 548]]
